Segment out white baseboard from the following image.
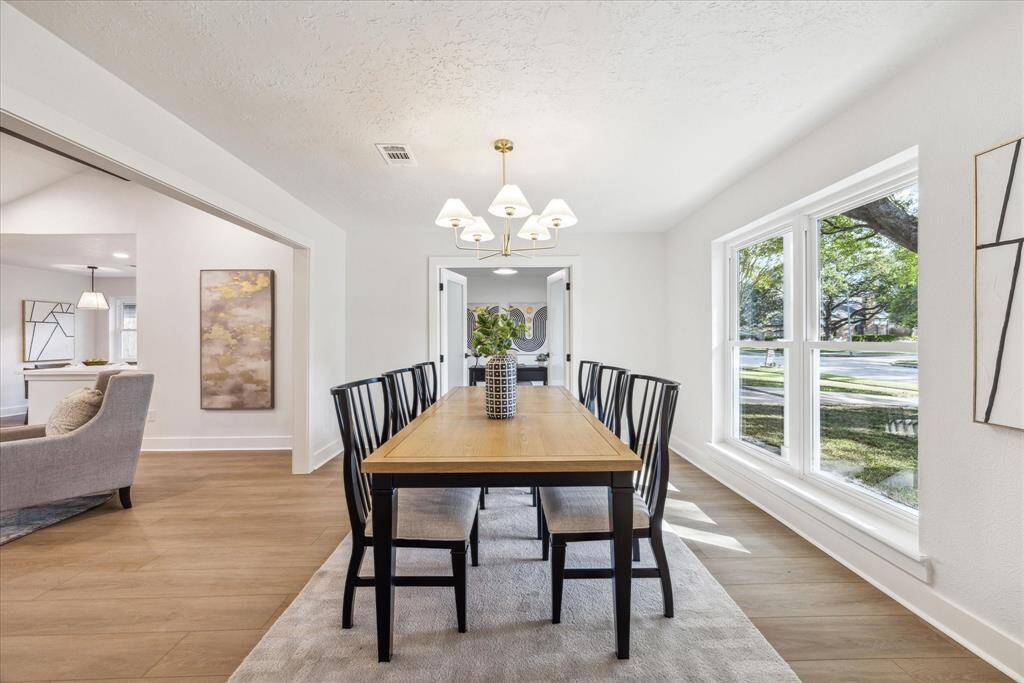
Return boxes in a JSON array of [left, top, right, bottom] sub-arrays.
[[142, 435, 292, 451], [1, 403, 27, 418], [671, 437, 1024, 681], [311, 438, 341, 471]]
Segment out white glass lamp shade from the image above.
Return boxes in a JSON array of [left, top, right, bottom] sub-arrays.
[[538, 198, 577, 229], [435, 198, 474, 228], [460, 216, 495, 243], [77, 291, 109, 311], [488, 184, 532, 218], [516, 215, 551, 241]]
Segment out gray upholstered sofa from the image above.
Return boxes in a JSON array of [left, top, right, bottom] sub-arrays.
[[0, 370, 154, 512]]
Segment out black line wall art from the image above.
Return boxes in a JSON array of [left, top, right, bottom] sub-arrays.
[[974, 136, 1024, 430], [22, 300, 76, 362], [508, 303, 548, 352], [467, 303, 548, 354]]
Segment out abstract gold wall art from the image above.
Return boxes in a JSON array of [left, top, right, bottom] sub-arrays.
[[200, 270, 274, 410]]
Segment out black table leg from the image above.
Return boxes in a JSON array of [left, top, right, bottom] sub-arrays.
[[609, 472, 633, 659], [371, 475, 397, 662]]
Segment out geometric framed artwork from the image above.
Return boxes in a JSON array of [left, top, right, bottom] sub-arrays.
[[466, 302, 549, 354], [508, 302, 548, 353], [22, 300, 75, 361], [974, 135, 1024, 430], [199, 269, 275, 410]]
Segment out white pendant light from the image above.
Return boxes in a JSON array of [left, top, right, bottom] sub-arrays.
[[77, 266, 109, 311], [435, 198, 474, 228], [488, 184, 532, 218], [460, 216, 495, 243], [516, 214, 551, 241], [538, 199, 577, 229]]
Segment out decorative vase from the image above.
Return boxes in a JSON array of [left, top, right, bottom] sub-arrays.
[[484, 353, 517, 419]]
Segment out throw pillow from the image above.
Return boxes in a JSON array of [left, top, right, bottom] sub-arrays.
[[45, 388, 104, 436]]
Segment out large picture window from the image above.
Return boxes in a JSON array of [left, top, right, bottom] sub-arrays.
[[725, 164, 918, 515]]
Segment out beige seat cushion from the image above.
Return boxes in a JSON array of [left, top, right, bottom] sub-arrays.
[[45, 388, 104, 436], [366, 487, 479, 542], [540, 486, 650, 534]]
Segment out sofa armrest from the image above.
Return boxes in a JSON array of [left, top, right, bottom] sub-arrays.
[[0, 424, 46, 443]]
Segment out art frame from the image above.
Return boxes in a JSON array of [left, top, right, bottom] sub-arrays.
[[973, 135, 1024, 431], [199, 269, 275, 411], [22, 299, 76, 362]]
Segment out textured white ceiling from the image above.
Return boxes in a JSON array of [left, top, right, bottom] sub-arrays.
[[0, 133, 84, 205], [11, 1, 994, 233]]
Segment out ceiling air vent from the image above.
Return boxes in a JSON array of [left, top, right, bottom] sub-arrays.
[[375, 143, 417, 167]]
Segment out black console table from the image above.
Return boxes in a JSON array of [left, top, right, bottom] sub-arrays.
[[468, 364, 548, 386]]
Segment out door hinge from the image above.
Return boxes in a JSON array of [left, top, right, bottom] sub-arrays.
[[440, 354, 445, 363], [439, 282, 444, 291], [565, 282, 571, 291], [566, 353, 572, 362]]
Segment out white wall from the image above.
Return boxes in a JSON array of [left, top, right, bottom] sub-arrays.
[[92, 276, 136, 360], [1, 3, 346, 472], [0, 263, 99, 415], [1, 173, 295, 451], [665, 5, 1023, 676], [346, 230, 668, 385], [457, 268, 552, 305]]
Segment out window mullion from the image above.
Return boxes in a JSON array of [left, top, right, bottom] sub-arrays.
[[789, 214, 806, 474]]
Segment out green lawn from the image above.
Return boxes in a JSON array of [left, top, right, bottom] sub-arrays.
[[742, 366, 915, 397], [739, 366, 918, 509]]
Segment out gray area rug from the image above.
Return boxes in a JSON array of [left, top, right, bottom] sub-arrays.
[[0, 494, 112, 545], [231, 489, 797, 682]]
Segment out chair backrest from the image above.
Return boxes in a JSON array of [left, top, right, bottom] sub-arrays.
[[593, 364, 629, 438], [331, 377, 392, 538], [94, 369, 122, 393], [412, 361, 438, 407], [624, 374, 680, 523], [383, 367, 420, 432], [577, 360, 600, 410]]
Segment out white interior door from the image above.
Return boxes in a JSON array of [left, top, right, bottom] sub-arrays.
[[546, 268, 570, 387], [439, 269, 468, 396]]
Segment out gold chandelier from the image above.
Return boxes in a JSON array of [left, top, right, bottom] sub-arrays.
[[434, 138, 577, 259]]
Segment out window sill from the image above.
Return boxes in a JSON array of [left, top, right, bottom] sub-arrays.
[[692, 439, 930, 582]]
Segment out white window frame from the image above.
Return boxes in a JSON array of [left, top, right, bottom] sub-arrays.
[[720, 151, 919, 526], [110, 297, 137, 363]]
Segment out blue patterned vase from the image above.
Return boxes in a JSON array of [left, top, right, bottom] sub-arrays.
[[484, 353, 517, 419]]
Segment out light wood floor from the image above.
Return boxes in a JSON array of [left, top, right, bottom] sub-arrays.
[[0, 450, 1009, 682]]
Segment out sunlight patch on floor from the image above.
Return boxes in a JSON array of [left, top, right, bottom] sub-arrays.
[[665, 521, 750, 554], [662, 498, 717, 525]]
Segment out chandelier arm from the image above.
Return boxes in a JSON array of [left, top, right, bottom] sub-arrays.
[[508, 227, 561, 254], [509, 243, 560, 254], [452, 227, 500, 255]]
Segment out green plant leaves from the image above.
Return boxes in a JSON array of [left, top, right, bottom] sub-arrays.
[[470, 306, 527, 357]]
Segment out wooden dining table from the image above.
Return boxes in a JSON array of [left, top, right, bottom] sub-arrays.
[[361, 385, 642, 662]]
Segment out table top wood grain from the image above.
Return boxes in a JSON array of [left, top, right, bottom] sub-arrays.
[[361, 386, 641, 474]]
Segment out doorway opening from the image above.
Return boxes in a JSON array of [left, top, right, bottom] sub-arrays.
[[428, 256, 581, 397], [1, 120, 315, 474]]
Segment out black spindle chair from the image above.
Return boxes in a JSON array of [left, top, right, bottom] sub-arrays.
[[413, 361, 438, 407], [532, 360, 598, 528], [535, 363, 627, 538], [383, 367, 421, 433], [592, 365, 629, 438], [539, 374, 680, 623], [331, 377, 480, 633], [577, 360, 600, 410]]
